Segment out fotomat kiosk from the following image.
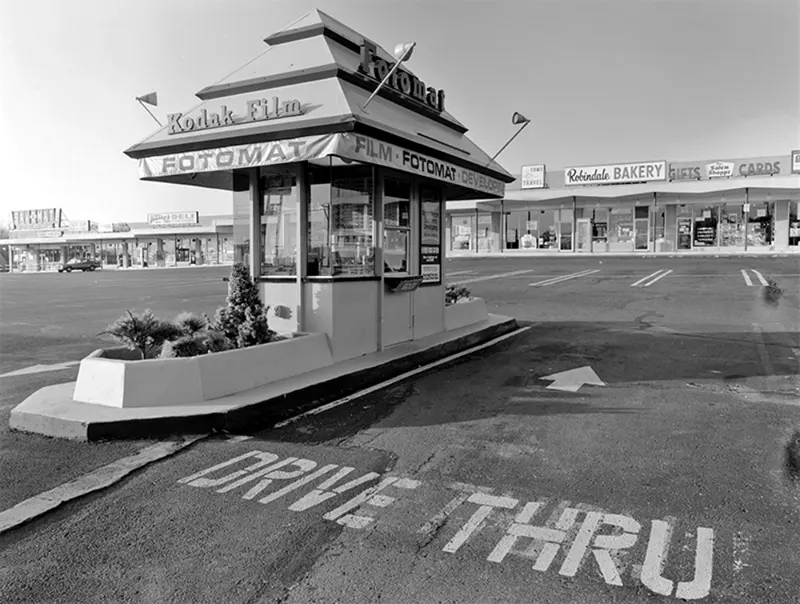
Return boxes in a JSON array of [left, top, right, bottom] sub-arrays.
[[125, 9, 514, 363]]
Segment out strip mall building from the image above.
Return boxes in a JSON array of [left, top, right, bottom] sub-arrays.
[[447, 151, 800, 255]]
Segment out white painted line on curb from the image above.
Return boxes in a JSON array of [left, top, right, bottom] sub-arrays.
[[0, 435, 207, 535], [529, 269, 599, 287], [0, 361, 81, 379], [449, 269, 534, 286], [274, 324, 535, 428], [751, 269, 768, 286], [641, 269, 673, 287], [226, 435, 253, 443], [741, 269, 753, 287], [446, 270, 474, 277], [631, 270, 665, 287]]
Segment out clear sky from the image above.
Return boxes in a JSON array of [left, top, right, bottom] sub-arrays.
[[1, 0, 798, 224]]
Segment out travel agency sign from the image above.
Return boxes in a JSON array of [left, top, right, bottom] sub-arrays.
[[564, 161, 666, 186]]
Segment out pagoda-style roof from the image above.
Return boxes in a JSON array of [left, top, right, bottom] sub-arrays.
[[124, 9, 514, 190]]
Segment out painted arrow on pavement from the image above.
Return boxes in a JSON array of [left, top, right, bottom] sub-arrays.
[[0, 361, 81, 379], [539, 366, 605, 392]]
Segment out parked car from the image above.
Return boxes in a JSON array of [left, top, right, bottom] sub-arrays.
[[58, 258, 102, 273]]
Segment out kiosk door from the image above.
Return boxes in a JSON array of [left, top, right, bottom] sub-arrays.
[[382, 177, 415, 347]]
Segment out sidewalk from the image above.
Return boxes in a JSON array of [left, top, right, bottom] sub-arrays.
[[447, 250, 799, 259]]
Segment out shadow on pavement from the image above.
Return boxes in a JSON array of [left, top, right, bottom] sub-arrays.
[[264, 320, 799, 444]]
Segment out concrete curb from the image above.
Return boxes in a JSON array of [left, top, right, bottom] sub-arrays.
[[447, 252, 799, 259], [10, 317, 520, 441]]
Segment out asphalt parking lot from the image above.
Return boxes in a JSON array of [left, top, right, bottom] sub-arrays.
[[1, 257, 799, 603]]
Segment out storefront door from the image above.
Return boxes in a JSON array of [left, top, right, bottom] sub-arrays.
[[634, 206, 650, 250], [382, 176, 415, 347]]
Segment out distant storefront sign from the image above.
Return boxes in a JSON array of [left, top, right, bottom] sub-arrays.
[[520, 165, 545, 189], [11, 208, 62, 230], [792, 150, 800, 174], [96, 223, 130, 233], [564, 161, 666, 186], [63, 220, 91, 233], [669, 156, 787, 181], [148, 211, 199, 227], [140, 133, 506, 198]]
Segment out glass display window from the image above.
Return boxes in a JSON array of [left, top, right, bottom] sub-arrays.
[[747, 202, 773, 247], [693, 205, 718, 247], [789, 201, 799, 246], [719, 204, 745, 247], [383, 177, 412, 274]]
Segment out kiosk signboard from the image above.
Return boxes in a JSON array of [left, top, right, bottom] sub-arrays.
[[420, 190, 442, 284]]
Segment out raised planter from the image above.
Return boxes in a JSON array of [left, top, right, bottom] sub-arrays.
[[72, 332, 334, 408], [444, 297, 488, 331]]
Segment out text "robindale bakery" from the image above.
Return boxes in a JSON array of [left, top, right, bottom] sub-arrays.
[[567, 162, 665, 185]]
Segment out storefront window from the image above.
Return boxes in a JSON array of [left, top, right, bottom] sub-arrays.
[[384, 177, 411, 273], [477, 213, 493, 252], [592, 208, 609, 243], [634, 206, 650, 250], [790, 201, 800, 247], [747, 202, 773, 247], [693, 205, 718, 248], [608, 208, 633, 249], [677, 205, 692, 250], [719, 204, 745, 247], [307, 160, 375, 277], [537, 210, 558, 250], [450, 214, 474, 251]]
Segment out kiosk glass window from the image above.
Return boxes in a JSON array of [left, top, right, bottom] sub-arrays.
[[260, 172, 297, 275], [747, 201, 773, 247], [384, 177, 411, 274], [307, 161, 375, 277]]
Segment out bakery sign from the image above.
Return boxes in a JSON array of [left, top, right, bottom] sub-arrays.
[[564, 161, 666, 186], [167, 96, 304, 135]]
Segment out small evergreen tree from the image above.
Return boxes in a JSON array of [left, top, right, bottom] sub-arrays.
[[99, 309, 181, 359], [210, 262, 277, 348]]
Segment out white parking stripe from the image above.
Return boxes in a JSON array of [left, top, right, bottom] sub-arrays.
[[529, 269, 599, 287], [449, 269, 534, 286], [741, 270, 753, 287], [751, 270, 768, 286], [642, 269, 673, 287], [631, 270, 665, 287]]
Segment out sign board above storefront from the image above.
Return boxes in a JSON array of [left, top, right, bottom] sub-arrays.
[[564, 161, 666, 186], [792, 150, 800, 174], [147, 211, 200, 227], [139, 133, 507, 198], [11, 208, 62, 230], [520, 165, 546, 189], [358, 41, 445, 113], [167, 96, 304, 135], [668, 155, 788, 181]]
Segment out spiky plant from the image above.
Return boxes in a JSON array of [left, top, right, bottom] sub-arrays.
[[210, 262, 277, 348], [99, 309, 181, 359]]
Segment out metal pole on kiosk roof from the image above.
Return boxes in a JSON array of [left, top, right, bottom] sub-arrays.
[[361, 42, 416, 113], [136, 98, 162, 127]]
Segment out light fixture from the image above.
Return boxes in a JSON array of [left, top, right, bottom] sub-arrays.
[[487, 112, 532, 166], [361, 41, 417, 112]]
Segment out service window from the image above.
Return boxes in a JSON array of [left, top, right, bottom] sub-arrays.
[[383, 177, 412, 274]]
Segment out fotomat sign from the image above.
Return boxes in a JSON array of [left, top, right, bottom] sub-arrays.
[[564, 161, 666, 186], [359, 41, 445, 113]]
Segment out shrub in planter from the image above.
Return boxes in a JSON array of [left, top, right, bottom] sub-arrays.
[[763, 278, 783, 306], [210, 262, 278, 348], [445, 284, 472, 306], [99, 309, 182, 359]]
